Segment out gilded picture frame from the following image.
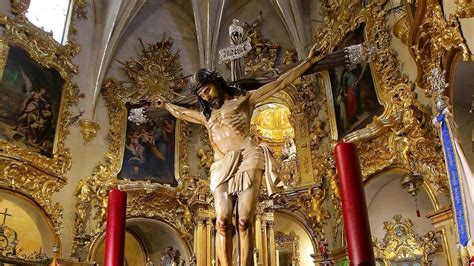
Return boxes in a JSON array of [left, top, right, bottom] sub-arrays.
[[118, 103, 181, 187], [322, 24, 384, 141]]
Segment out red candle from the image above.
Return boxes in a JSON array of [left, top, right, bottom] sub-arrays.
[[104, 189, 127, 266], [335, 142, 375, 266]]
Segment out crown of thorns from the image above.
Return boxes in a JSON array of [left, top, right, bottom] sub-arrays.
[[190, 68, 221, 95]]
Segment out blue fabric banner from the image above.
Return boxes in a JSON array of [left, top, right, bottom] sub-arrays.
[[436, 112, 469, 246]]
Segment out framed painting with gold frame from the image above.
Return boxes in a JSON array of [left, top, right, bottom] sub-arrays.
[[0, 0, 81, 240], [323, 25, 384, 140], [0, 45, 65, 158], [118, 102, 180, 187]]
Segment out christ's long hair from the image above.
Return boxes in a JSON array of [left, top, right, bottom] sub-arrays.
[[190, 68, 246, 120]]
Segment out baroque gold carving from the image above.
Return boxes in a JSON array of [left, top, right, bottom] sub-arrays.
[[0, 38, 8, 78], [373, 215, 438, 264], [302, 0, 450, 245], [273, 185, 330, 242], [312, 0, 449, 195], [275, 231, 300, 265], [241, 13, 280, 75], [72, 38, 210, 256], [197, 130, 213, 177], [73, 0, 89, 19], [118, 37, 187, 102], [0, 2, 82, 235], [393, 13, 410, 45], [456, 0, 474, 18], [409, 0, 470, 98]]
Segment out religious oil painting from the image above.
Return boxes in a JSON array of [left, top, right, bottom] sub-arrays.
[[0, 46, 63, 157], [119, 104, 178, 186], [325, 25, 383, 140]]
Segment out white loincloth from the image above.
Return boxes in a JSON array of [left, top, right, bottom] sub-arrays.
[[209, 143, 283, 195]]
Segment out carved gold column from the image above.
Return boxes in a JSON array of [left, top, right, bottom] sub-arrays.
[[206, 219, 213, 266], [291, 107, 315, 185], [262, 217, 269, 266], [266, 213, 277, 266], [255, 214, 264, 265], [426, 207, 458, 265], [194, 217, 207, 266]]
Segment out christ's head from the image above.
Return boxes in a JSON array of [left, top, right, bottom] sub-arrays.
[[190, 68, 243, 120]]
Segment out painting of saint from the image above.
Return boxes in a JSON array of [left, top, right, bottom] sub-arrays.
[[326, 25, 383, 139], [0, 46, 63, 157], [119, 105, 177, 186]]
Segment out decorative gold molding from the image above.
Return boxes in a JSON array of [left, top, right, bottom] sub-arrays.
[[79, 119, 100, 143], [373, 215, 438, 265], [0, 38, 8, 78], [305, 0, 449, 245], [0, 2, 82, 236], [393, 13, 410, 45], [409, 0, 470, 98], [456, 0, 474, 18], [73, 0, 89, 20], [240, 14, 280, 76]]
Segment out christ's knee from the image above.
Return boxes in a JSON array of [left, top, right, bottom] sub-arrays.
[[238, 217, 252, 232], [216, 217, 231, 235]]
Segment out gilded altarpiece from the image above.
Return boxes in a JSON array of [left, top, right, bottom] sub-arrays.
[[274, 0, 452, 263], [373, 215, 438, 265], [73, 39, 209, 261], [73, 0, 456, 264], [0, 0, 84, 259]]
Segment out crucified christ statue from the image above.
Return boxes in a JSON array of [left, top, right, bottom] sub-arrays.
[[148, 44, 324, 265]]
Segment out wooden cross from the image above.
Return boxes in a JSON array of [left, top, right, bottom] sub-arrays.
[[0, 208, 12, 225]]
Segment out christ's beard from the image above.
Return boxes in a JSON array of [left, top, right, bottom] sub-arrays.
[[210, 97, 224, 109]]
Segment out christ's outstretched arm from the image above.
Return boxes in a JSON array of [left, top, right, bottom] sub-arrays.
[[157, 101, 206, 125], [248, 45, 325, 105]]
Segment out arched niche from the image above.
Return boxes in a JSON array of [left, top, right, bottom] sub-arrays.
[[251, 89, 314, 187], [364, 171, 446, 265], [251, 89, 296, 155], [0, 189, 58, 257], [89, 218, 192, 265], [92, 230, 146, 266], [274, 211, 316, 266]]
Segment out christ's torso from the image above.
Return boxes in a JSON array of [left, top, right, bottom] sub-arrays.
[[205, 94, 254, 159]]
